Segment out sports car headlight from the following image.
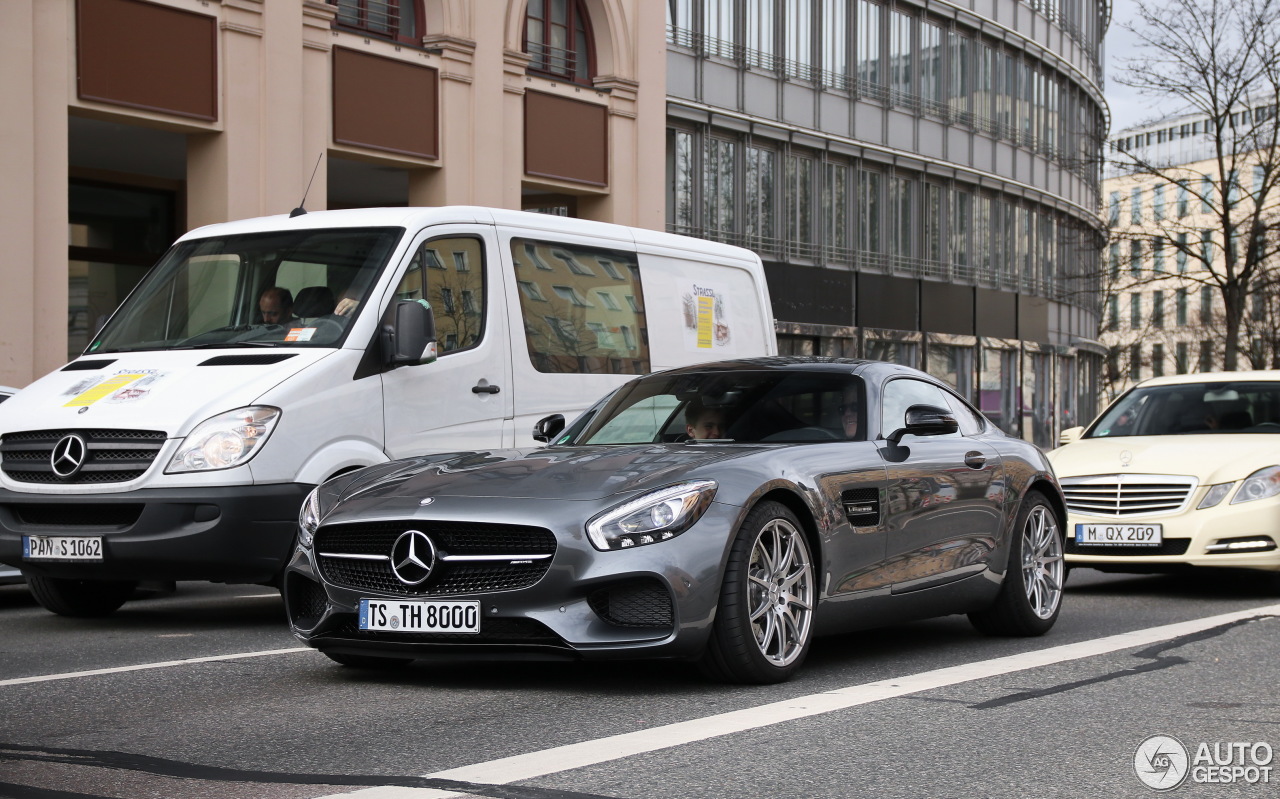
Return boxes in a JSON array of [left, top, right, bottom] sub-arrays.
[[298, 486, 322, 548], [166, 406, 280, 473], [586, 481, 717, 551], [1230, 466, 1280, 504]]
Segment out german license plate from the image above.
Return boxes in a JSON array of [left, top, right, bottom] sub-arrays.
[[358, 599, 480, 633], [1075, 523, 1163, 546], [23, 535, 104, 561]]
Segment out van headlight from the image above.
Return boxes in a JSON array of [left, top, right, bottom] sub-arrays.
[[298, 486, 322, 548], [166, 407, 280, 473], [1230, 466, 1280, 504], [586, 481, 717, 551]]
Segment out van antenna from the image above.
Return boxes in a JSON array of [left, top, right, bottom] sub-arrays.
[[290, 153, 324, 218]]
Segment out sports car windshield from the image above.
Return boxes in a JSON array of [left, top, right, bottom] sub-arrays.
[[574, 370, 865, 445], [1087, 381, 1280, 438], [88, 227, 402, 353]]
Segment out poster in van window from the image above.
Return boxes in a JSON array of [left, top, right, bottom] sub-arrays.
[[682, 284, 732, 353], [62, 370, 170, 407]]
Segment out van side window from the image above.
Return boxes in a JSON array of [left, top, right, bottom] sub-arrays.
[[401, 236, 485, 354], [512, 238, 650, 375]]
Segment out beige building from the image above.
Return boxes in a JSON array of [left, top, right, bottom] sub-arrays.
[[0, 0, 666, 387], [1101, 104, 1279, 401]]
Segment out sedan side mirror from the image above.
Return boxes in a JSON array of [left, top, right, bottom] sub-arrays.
[[533, 414, 566, 444], [1059, 426, 1084, 446], [382, 300, 438, 367], [887, 404, 959, 444]]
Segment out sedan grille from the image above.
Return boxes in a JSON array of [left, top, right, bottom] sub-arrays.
[[315, 520, 557, 597], [1060, 474, 1197, 517], [1, 429, 167, 484]]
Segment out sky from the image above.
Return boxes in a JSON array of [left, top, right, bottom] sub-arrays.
[[1104, 0, 1169, 135]]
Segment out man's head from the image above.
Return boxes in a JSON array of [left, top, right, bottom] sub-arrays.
[[685, 400, 726, 440], [840, 386, 861, 439], [259, 286, 294, 325]]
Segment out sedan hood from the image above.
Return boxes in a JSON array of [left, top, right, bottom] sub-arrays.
[[1049, 434, 1280, 484], [338, 444, 762, 504]]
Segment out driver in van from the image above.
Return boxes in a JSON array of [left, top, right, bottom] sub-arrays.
[[259, 286, 298, 327]]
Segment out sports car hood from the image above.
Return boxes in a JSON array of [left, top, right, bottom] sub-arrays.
[[334, 444, 763, 504], [1049, 434, 1280, 485]]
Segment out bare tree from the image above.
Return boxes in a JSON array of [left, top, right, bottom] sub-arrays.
[[1111, 0, 1280, 370]]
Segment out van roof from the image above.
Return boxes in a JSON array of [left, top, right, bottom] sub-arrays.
[[178, 206, 761, 263]]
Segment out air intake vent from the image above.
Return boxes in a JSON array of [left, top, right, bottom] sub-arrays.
[[61, 360, 117, 371], [842, 487, 880, 526], [198, 353, 298, 366]]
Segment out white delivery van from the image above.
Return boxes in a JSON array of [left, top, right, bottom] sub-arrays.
[[0, 206, 775, 617]]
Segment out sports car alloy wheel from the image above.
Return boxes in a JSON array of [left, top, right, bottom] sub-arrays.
[[1022, 504, 1063, 620], [747, 517, 815, 666], [701, 502, 816, 684]]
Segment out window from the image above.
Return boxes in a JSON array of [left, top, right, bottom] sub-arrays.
[[821, 0, 849, 88], [402, 236, 486, 354], [331, 0, 421, 43], [1176, 342, 1188, 374], [1200, 285, 1214, 325], [705, 137, 737, 234], [526, 0, 593, 83], [744, 0, 773, 63], [599, 259, 623, 280], [786, 154, 815, 246], [786, 0, 813, 76], [859, 169, 882, 254], [1176, 232, 1188, 272], [1130, 293, 1142, 328], [1177, 180, 1189, 217], [1152, 237, 1165, 272], [857, 0, 882, 89], [670, 129, 694, 231], [1153, 184, 1165, 220], [920, 22, 943, 108], [452, 251, 469, 271], [1152, 343, 1165, 377], [888, 11, 913, 101], [513, 238, 648, 375], [1199, 340, 1214, 372], [1152, 290, 1164, 327], [1129, 343, 1142, 380], [824, 162, 850, 253], [889, 175, 913, 259], [1200, 229, 1213, 265], [1130, 186, 1142, 225], [1129, 240, 1143, 276], [1176, 288, 1188, 326], [1108, 242, 1120, 278], [745, 146, 776, 244], [1106, 295, 1119, 331], [1201, 174, 1213, 212], [1108, 192, 1120, 226]]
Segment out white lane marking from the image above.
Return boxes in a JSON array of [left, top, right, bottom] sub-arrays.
[[0, 647, 309, 687], [316, 602, 1280, 799]]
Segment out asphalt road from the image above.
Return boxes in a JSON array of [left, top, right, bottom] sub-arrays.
[[2, 568, 1278, 799]]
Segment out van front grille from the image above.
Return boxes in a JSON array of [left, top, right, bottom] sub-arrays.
[[1, 429, 167, 484]]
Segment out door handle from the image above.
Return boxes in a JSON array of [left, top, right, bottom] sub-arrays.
[[964, 451, 986, 469], [472, 383, 501, 394]]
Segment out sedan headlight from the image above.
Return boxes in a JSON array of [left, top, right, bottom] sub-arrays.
[[166, 406, 280, 473], [298, 486, 322, 548], [586, 481, 717, 551], [1231, 466, 1280, 504]]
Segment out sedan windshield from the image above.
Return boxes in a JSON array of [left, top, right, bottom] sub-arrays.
[[575, 370, 865, 445], [1087, 381, 1280, 438], [88, 227, 402, 353]]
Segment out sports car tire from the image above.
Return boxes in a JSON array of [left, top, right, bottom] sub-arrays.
[[27, 575, 137, 618], [323, 651, 413, 669], [969, 491, 1065, 636], [700, 501, 816, 684]]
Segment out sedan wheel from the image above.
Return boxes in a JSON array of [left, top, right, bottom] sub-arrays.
[[700, 502, 816, 684], [969, 491, 1065, 636]]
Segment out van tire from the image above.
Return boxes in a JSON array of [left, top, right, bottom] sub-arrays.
[[27, 575, 137, 617]]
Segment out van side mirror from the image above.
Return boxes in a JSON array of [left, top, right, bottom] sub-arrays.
[[532, 414, 566, 444], [382, 300, 438, 366], [1059, 426, 1084, 446], [886, 404, 959, 444]]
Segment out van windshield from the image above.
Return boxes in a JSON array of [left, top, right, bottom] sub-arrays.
[[88, 227, 402, 354]]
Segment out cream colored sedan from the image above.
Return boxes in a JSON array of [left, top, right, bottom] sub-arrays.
[[1050, 371, 1280, 577]]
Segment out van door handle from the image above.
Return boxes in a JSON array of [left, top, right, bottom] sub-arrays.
[[472, 383, 501, 394], [964, 451, 986, 469]]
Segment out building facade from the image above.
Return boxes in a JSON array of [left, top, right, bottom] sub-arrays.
[[662, 0, 1108, 447], [1, 0, 1107, 448]]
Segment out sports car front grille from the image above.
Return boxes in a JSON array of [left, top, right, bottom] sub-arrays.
[[1060, 474, 1197, 517], [1, 429, 166, 484], [315, 520, 557, 597]]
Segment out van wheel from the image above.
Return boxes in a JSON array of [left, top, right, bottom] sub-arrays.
[[969, 492, 1065, 636], [27, 575, 137, 617], [699, 502, 816, 684], [323, 651, 412, 669]]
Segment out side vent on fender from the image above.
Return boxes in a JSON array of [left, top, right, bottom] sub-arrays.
[[841, 487, 880, 527]]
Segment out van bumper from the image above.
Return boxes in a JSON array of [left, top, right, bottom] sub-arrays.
[[0, 483, 313, 584]]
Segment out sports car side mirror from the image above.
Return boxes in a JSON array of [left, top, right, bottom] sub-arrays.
[[887, 404, 959, 444], [533, 414, 566, 444]]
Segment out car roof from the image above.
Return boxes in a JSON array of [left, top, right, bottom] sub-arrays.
[[649, 356, 939, 380], [1135, 370, 1280, 388]]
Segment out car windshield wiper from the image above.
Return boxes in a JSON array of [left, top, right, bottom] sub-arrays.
[[180, 341, 281, 349], [686, 438, 736, 444]]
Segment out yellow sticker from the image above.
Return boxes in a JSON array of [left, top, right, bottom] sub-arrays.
[[64, 373, 149, 407], [696, 294, 714, 349]]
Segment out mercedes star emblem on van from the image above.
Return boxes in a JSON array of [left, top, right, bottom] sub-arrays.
[[390, 530, 436, 586], [50, 435, 87, 479]]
